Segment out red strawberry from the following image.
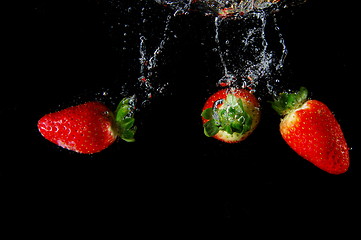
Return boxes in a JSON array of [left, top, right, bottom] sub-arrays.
[[271, 87, 350, 174], [38, 98, 136, 154], [201, 88, 260, 143]]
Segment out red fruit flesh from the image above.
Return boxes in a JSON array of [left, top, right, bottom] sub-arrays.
[[38, 102, 117, 154], [280, 100, 349, 174]]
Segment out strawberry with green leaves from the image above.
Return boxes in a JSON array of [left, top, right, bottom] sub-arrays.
[[270, 87, 350, 174], [201, 88, 261, 143], [38, 97, 136, 154]]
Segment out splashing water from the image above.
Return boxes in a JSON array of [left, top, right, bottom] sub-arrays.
[[104, 0, 304, 110], [156, 0, 282, 17], [154, 0, 194, 15], [138, 14, 174, 101], [213, 10, 288, 94], [150, 0, 291, 97], [104, 0, 179, 107]]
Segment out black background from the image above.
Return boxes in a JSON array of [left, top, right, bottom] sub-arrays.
[[2, 0, 360, 236]]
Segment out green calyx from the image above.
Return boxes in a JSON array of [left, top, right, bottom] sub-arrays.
[[270, 87, 308, 116], [202, 94, 253, 137], [114, 96, 137, 142]]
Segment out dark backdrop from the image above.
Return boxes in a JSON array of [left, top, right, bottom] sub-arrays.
[[2, 0, 359, 236]]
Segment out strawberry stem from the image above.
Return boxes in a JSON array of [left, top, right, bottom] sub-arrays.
[[270, 87, 308, 116], [114, 96, 137, 142], [202, 93, 253, 137]]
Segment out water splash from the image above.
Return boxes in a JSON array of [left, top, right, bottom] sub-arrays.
[[104, 0, 302, 108], [138, 13, 174, 102], [204, 0, 281, 18], [154, 0, 194, 15], [105, 0, 180, 107], [156, 0, 282, 17], [213, 9, 288, 94]]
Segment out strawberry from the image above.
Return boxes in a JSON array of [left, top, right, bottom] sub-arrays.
[[270, 87, 350, 174], [38, 97, 136, 154], [201, 88, 260, 143]]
